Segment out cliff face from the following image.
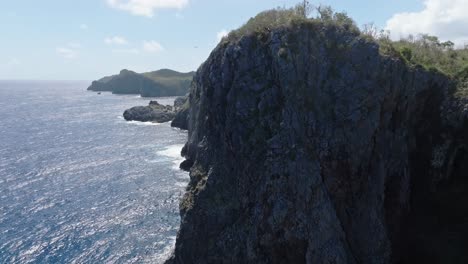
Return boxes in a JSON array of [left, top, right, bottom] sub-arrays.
[[169, 22, 468, 263]]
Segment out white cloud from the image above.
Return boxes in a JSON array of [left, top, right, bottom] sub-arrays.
[[56, 47, 77, 59], [216, 29, 229, 42], [80, 24, 88, 30], [105, 36, 128, 45], [106, 0, 189, 17], [386, 0, 468, 45], [143, 40, 164, 53], [112, 48, 140, 54]]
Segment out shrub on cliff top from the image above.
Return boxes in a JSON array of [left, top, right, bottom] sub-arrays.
[[361, 24, 467, 76], [360, 23, 468, 95], [389, 35, 468, 76], [224, 3, 358, 43]]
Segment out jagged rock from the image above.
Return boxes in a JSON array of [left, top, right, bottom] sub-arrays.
[[179, 159, 194, 171], [167, 21, 468, 264], [174, 96, 188, 110], [123, 101, 175, 123], [171, 96, 190, 130]]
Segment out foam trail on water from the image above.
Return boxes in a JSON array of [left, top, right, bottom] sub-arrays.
[[126, 121, 162, 126], [156, 144, 185, 170]]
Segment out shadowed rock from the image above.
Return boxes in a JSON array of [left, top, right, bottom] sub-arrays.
[[171, 96, 189, 130]]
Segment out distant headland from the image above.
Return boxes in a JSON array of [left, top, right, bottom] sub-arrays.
[[87, 69, 194, 97]]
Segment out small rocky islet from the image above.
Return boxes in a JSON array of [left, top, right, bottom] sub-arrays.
[[123, 101, 176, 123], [122, 97, 189, 130], [88, 67, 191, 129]]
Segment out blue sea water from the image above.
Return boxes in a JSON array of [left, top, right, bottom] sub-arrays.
[[0, 81, 188, 263]]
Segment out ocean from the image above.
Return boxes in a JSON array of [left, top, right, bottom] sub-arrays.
[[0, 81, 188, 263]]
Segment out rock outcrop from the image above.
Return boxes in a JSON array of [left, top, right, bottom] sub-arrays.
[[88, 69, 194, 97], [123, 96, 191, 127], [173, 96, 188, 110], [171, 96, 190, 130], [123, 101, 175, 123], [168, 21, 468, 263]]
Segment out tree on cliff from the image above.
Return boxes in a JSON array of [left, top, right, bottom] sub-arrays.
[[297, 0, 312, 18]]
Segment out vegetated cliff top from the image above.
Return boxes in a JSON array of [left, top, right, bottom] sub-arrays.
[[96, 68, 194, 88], [143, 69, 195, 92], [219, 4, 468, 97], [88, 68, 195, 97]]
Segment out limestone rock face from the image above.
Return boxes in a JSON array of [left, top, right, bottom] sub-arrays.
[[168, 22, 468, 263], [123, 101, 175, 123]]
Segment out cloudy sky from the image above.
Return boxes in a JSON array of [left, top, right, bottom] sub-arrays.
[[0, 0, 467, 80]]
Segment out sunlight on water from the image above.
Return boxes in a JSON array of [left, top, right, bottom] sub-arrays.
[[0, 81, 188, 263]]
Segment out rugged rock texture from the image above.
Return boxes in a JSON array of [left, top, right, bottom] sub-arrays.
[[168, 22, 468, 263], [173, 96, 188, 110], [171, 96, 190, 130], [87, 69, 194, 97], [123, 101, 175, 123]]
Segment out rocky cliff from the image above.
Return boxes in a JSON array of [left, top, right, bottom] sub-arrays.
[[168, 20, 468, 264], [171, 96, 190, 130]]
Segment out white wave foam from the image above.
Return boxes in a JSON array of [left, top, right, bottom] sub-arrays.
[[156, 145, 185, 171], [150, 236, 176, 264], [126, 121, 162, 126], [175, 181, 188, 188], [157, 144, 184, 159]]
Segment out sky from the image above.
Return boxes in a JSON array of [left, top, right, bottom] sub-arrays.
[[0, 0, 467, 80]]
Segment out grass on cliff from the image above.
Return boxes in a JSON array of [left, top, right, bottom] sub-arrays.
[[224, 4, 359, 43], [369, 29, 468, 97], [142, 69, 195, 95]]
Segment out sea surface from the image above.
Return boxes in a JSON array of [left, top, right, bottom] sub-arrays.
[[0, 81, 188, 263]]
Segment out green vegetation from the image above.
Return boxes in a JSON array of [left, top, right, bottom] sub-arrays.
[[142, 69, 195, 96], [377, 34, 468, 76], [224, 2, 358, 42], [365, 28, 468, 96]]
